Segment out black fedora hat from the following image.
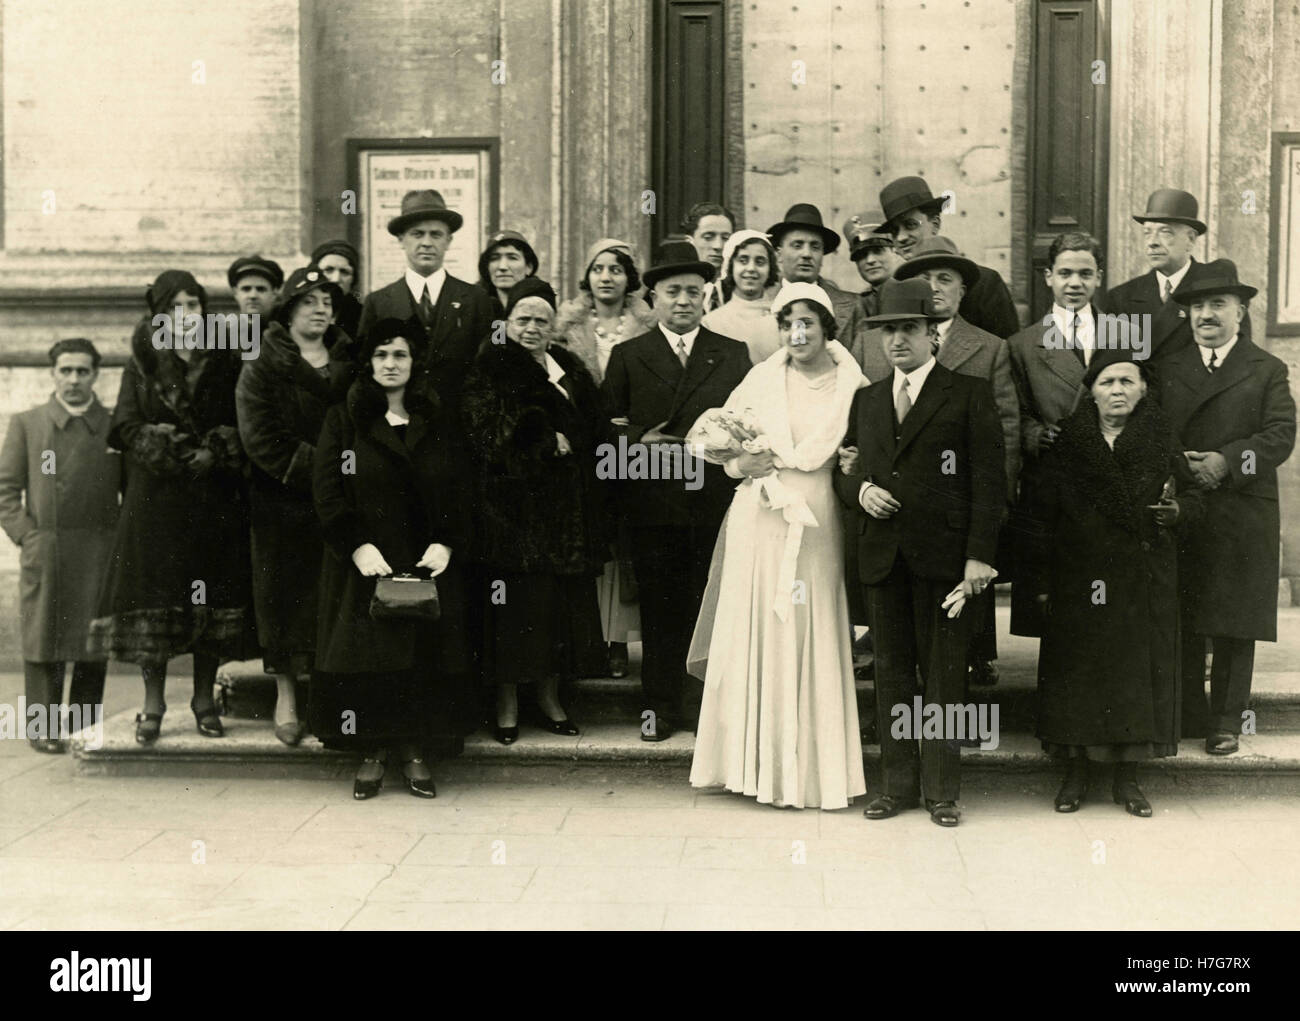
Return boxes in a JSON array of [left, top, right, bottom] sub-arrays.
[[1171, 258, 1257, 305], [878, 176, 948, 231], [863, 277, 943, 323], [387, 190, 464, 237], [1133, 188, 1206, 236], [767, 203, 841, 253], [642, 238, 717, 289], [892, 235, 979, 289], [227, 254, 284, 290]]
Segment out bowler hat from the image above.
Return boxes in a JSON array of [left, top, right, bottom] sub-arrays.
[[843, 210, 893, 260], [892, 235, 979, 289], [387, 190, 464, 237], [275, 264, 343, 325], [642, 238, 717, 289], [767, 203, 841, 253], [227, 255, 284, 290], [1170, 258, 1257, 305], [863, 277, 942, 323], [1132, 188, 1206, 236], [878, 176, 947, 231]]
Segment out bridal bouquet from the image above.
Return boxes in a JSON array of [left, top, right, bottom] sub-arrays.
[[684, 407, 769, 465]]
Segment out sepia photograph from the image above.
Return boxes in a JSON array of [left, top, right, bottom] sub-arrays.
[[0, 0, 1295, 963]]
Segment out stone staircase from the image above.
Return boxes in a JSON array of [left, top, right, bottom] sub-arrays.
[[71, 607, 1300, 791]]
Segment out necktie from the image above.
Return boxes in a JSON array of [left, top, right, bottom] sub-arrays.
[[895, 381, 912, 424], [419, 283, 434, 328], [1075, 314, 1091, 366], [677, 338, 688, 367], [1162, 277, 1173, 304], [1207, 350, 1218, 373]]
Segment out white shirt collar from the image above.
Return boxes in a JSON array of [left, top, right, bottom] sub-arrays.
[[405, 266, 447, 306], [1052, 303, 1095, 351], [1198, 332, 1238, 368], [893, 356, 937, 399], [935, 317, 954, 344], [55, 394, 92, 417], [1156, 259, 1193, 295], [543, 350, 569, 396], [659, 323, 701, 358]]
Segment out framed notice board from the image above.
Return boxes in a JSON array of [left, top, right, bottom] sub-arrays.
[[347, 137, 500, 295], [1269, 132, 1300, 336]]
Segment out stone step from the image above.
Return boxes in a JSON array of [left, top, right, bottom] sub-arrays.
[[72, 706, 1300, 794]]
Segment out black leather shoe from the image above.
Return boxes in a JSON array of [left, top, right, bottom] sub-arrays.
[[402, 758, 437, 798], [641, 716, 674, 742], [1055, 761, 1089, 812], [968, 659, 999, 686], [863, 794, 918, 820], [608, 642, 628, 679], [353, 759, 384, 800], [1206, 733, 1239, 755], [494, 724, 518, 746], [29, 738, 69, 754], [190, 699, 224, 738], [134, 711, 163, 746], [927, 800, 961, 827], [536, 708, 579, 736], [1113, 783, 1152, 817]]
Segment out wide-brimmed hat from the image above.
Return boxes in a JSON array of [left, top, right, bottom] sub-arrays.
[[766, 203, 840, 253], [227, 255, 284, 290], [642, 238, 717, 289], [878, 176, 948, 231], [769, 281, 836, 320], [274, 265, 343, 325], [863, 277, 943, 323], [387, 190, 464, 237], [892, 235, 979, 289], [1133, 188, 1206, 236], [1171, 258, 1257, 305], [843, 211, 894, 260]]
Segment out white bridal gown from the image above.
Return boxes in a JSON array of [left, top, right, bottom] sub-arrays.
[[688, 361, 866, 810]]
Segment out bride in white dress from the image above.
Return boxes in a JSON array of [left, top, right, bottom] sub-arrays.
[[688, 283, 868, 809]]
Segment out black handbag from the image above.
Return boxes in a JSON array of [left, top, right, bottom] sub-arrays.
[[369, 573, 441, 621]]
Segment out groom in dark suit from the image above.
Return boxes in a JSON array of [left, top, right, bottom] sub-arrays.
[[835, 278, 1005, 827], [357, 189, 494, 404], [602, 240, 751, 740]]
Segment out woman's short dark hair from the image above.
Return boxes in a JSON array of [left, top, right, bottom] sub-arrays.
[[579, 247, 641, 296], [48, 337, 101, 368], [775, 300, 838, 342], [1048, 231, 1105, 271], [681, 201, 736, 236], [726, 236, 780, 291]]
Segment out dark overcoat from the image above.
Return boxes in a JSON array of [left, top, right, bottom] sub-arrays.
[[235, 322, 354, 663], [1026, 397, 1190, 750], [312, 374, 471, 676], [461, 340, 612, 576], [0, 397, 121, 661], [961, 263, 1021, 340], [1159, 335, 1296, 641], [601, 325, 752, 534], [356, 273, 493, 405], [89, 318, 251, 664]]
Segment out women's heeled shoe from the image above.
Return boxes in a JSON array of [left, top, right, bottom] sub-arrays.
[[536, 710, 579, 737], [608, 642, 629, 679], [190, 699, 224, 738], [494, 724, 519, 746], [353, 759, 385, 800], [402, 758, 437, 798], [134, 711, 164, 746]]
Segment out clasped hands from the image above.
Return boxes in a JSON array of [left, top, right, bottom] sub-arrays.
[[351, 542, 452, 578], [1184, 449, 1229, 489]]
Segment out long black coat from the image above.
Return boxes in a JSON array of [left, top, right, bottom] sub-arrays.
[[1026, 397, 1192, 750], [1160, 336, 1296, 641], [89, 318, 251, 664], [834, 363, 1005, 584], [356, 274, 493, 405], [462, 340, 612, 576], [235, 322, 354, 661], [601, 325, 752, 532], [312, 375, 472, 676]]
